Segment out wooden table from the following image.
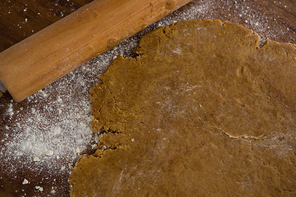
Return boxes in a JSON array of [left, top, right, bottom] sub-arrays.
[[0, 0, 295, 196]]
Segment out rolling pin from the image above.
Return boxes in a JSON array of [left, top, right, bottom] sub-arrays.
[[0, 0, 191, 102]]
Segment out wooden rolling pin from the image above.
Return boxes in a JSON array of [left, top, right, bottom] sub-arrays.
[[0, 0, 191, 102]]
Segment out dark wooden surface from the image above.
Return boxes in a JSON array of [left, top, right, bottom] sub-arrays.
[[0, 0, 295, 196], [0, 0, 93, 52]]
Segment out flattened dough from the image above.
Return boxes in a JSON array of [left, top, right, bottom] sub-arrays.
[[69, 19, 296, 196]]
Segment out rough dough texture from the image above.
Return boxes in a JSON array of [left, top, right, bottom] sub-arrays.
[[69, 19, 296, 196]]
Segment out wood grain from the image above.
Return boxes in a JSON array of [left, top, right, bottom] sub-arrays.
[[0, 0, 93, 53]]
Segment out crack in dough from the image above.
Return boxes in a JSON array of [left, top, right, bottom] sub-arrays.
[[69, 19, 296, 196]]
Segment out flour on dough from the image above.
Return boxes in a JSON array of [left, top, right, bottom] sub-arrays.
[[69, 19, 296, 196]]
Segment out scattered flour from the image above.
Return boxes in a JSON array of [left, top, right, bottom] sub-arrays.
[[0, 0, 294, 196]]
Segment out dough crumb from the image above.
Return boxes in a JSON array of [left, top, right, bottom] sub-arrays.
[[45, 150, 54, 157], [22, 179, 29, 185], [91, 144, 98, 149], [33, 157, 40, 162], [35, 186, 44, 192]]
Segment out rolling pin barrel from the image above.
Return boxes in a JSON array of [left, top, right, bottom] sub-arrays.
[[0, 0, 191, 102]]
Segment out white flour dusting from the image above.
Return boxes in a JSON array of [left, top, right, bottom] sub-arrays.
[[1, 92, 94, 173]]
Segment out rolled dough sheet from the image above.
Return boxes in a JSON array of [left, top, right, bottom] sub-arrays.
[[69, 19, 296, 196]]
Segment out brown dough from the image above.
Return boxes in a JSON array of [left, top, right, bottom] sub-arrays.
[[69, 19, 296, 196]]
